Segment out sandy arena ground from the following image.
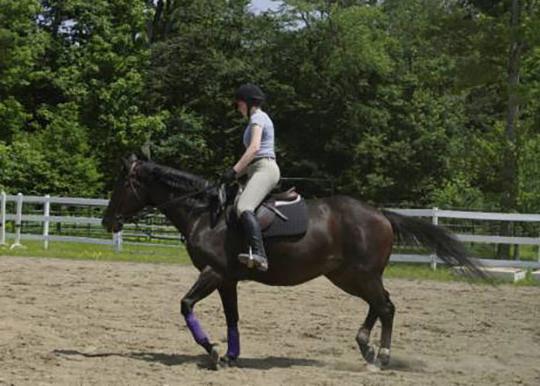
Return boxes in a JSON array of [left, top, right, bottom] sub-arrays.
[[0, 256, 539, 386]]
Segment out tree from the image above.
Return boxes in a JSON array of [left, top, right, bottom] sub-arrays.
[[37, 0, 161, 187], [0, 0, 48, 142], [145, 0, 269, 176]]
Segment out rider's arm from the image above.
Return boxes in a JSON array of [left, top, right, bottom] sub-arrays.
[[233, 124, 262, 175]]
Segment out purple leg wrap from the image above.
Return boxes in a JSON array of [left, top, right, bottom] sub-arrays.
[[185, 312, 210, 346], [226, 326, 240, 358]]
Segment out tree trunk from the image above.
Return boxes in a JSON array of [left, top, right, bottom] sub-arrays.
[[498, 0, 523, 259]]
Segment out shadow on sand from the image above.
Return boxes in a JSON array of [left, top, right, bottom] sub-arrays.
[[52, 349, 323, 370], [53, 349, 425, 373]]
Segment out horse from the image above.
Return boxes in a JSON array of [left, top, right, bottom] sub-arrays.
[[101, 155, 486, 370]]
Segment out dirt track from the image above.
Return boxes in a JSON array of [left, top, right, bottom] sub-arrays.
[[0, 256, 539, 386]]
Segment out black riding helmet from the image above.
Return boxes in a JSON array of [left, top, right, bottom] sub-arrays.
[[234, 84, 266, 112]]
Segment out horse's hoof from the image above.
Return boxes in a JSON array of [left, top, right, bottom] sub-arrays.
[[356, 329, 375, 363], [208, 345, 220, 370], [376, 348, 391, 368], [220, 355, 239, 367], [360, 344, 376, 364]]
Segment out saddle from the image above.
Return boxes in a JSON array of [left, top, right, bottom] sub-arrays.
[[226, 187, 309, 238]]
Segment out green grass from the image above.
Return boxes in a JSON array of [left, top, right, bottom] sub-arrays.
[[1, 240, 538, 286], [384, 263, 540, 286], [385, 263, 458, 282], [0, 239, 190, 264], [393, 244, 540, 261]]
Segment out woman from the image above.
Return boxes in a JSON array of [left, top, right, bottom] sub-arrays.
[[221, 84, 280, 271]]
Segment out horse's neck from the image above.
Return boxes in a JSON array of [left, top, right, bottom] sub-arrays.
[[151, 185, 205, 240]]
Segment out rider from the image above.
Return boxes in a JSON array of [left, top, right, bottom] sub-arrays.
[[221, 84, 280, 271]]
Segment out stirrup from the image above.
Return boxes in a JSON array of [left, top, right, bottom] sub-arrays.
[[238, 247, 268, 272]]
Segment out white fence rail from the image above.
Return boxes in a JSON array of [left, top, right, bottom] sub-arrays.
[[390, 206, 540, 269], [1, 192, 540, 269], [0, 191, 124, 250]]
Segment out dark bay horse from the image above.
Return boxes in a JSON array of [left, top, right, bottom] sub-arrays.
[[102, 155, 486, 369]]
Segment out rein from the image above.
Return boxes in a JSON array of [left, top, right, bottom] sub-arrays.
[[127, 161, 217, 211], [126, 185, 218, 245], [120, 161, 225, 239], [154, 184, 216, 211]]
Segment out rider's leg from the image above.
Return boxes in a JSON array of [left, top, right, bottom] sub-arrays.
[[236, 159, 279, 271], [238, 210, 268, 271]]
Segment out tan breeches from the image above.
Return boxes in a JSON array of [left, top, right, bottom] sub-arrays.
[[236, 158, 280, 217]]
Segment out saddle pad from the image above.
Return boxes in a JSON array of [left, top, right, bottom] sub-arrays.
[[262, 198, 309, 238]]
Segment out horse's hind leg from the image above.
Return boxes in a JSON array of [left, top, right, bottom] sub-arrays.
[[377, 288, 395, 366], [356, 306, 378, 363], [326, 266, 395, 368]]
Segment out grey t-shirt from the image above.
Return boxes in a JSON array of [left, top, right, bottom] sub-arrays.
[[243, 109, 276, 159]]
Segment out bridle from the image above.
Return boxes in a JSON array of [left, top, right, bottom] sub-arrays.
[[109, 161, 146, 226], [127, 161, 144, 204]]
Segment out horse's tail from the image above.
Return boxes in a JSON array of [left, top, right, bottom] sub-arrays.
[[381, 210, 489, 280]]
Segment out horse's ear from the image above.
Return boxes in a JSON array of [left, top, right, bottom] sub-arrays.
[[122, 154, 138, 171], [140, 142, 151, 161]]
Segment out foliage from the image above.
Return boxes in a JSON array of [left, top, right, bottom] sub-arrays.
[[0, 0, 539, 214]]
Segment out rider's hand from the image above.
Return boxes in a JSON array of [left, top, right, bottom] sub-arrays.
[[220, 168, 237, 184]]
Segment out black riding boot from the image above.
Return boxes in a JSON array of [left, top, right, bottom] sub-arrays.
[[238, 210, 268, 271]]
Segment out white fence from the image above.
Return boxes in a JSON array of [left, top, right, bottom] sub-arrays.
[[391, 207, 540, 270], [0, 191, 124, 250], [1, 191, 540, 269]]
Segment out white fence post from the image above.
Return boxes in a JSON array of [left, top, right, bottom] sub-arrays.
[[43, 194, 50, 249], [113, 231, 123, 252], [10, 193, 24, 249], [431, 207, 439, 270], [0, 191, 6, 246], [537, 237, 540, 263]]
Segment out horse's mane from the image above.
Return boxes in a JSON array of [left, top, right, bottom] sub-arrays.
[[144, 161, 210, 193]]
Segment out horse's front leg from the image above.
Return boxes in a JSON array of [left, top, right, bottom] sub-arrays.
[[218, 280, 240, 365], [180, 266, 223, 368]]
